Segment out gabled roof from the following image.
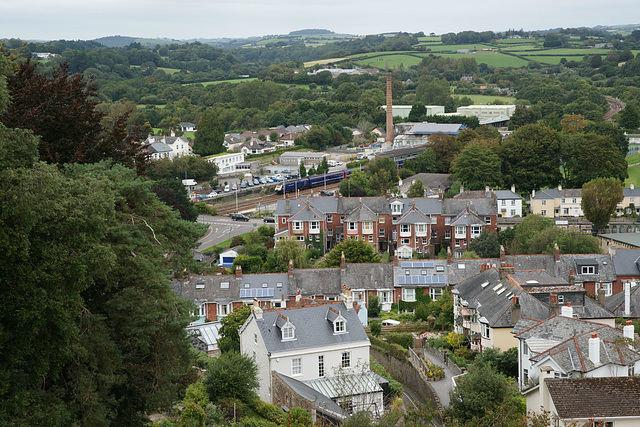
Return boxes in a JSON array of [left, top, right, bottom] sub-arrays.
[[395, 209, 431, 225], [344, 201, 377, 222], [272, 372, 345, 418], [450, 209, 485, 227], [611, 248, 640, 276], [442, 198, 496, 216], [252, 303, 369, 354], [290, 268, 342, 296], [532, 188, 582, 200], [557, 254, 616, 283], [545, 377, 640, 419], [455, 269, 549, 328], [530, 325, 640, 374], [606, 282, 640, 317]]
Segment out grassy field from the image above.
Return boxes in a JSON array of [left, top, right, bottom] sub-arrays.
[[184, 78, 257, 86], [130, 65, 182, 75], [304, 57, 351, 67], [437, 52, 529, 68], [351, 53, 426, 69], [523, 56, 567, 64], [459, 94, 517, 104], [625, 155, 640, 188]]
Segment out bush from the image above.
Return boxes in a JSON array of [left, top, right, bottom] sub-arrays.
[[284, 407, 312, 427], [370, 358, 403, 398], [252, 402, 285, 424], [179, 401, 205, 427], [194, 202, 217, 215], [217, 398, 243, 423], [204, 352, 258, 403], [368, 295, 381, 318], [369, 320, 382, 336], [386, 333, 413, 349], [230, 235, 245, 247], [203, 403, 225, 426]]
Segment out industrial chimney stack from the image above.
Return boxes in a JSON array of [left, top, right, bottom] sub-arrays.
[[386, 73, 393, 145]]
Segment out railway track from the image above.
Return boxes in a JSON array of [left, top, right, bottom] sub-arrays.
[[604, 96, 625, 121], [211, 182, 341, 215]]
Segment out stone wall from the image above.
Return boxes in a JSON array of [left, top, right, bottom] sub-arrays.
[[271, 373, 342, 426], [370, 348, 442, 412]]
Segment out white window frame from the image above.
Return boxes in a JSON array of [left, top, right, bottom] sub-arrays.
[[292, 358, 302, 375], [379, 290, 391, 303], [318, 355, 325, 377], [292, 221, 303, 231], [402, 288, 416, 302], [341, 351, 351, 368], [347, 222, 357, 231], [581, 266, 595, 275], [334, 319, 346, 334], [430, 287, 443, 300], [282, 325, 295, 341], [481, 322, 490, 339]]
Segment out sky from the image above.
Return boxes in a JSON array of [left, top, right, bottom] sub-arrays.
[[2, 0, 638, 41]]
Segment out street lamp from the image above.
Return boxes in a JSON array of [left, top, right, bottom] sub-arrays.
[[235, 186, 238, 213]]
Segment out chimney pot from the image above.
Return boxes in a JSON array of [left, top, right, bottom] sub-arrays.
[[589, 333, 600, 365]]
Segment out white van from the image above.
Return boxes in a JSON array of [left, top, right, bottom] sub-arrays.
[[328, 160, 338, 167]]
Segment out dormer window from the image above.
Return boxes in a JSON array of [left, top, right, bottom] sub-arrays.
[[391, 201, 403, 214], [283, 325, 294, 340], [276, 313, 296, 341], [335, 319, 345, 333]]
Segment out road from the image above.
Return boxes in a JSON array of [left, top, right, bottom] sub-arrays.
[[196, 214, 267, 250]]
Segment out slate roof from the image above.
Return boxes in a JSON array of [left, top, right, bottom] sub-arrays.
[[290, 268, 342, 296], [606, 282, 640, 317], [599, 233, 640, 248], [530, 325, 640, 374], [343, 263, 394, 290], [545, 377, 640, 419], [450, 210, 485, 227], [532, 188, 582, 200], [454, 268, 550, 328], [447, 259, 498, 285], [442, 198, 496, 216], [557, 254, 616, 284], [273, 372, 345, 418], [611, 248, 640, 276], [396, 209, 431, 225], [254, 303, 369, 354], [146, 142, 172, 154], [172, 273, 288, 303], [398, 173, 451, 194]]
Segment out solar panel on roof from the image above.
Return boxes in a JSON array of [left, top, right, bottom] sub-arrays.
[[240, 288, 275, 298], [399, 275, 446, 285], [400, 261, 435, 268]]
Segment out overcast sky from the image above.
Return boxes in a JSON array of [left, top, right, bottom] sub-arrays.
[[2, 0, 637, 41]]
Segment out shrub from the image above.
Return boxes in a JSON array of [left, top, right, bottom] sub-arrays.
[[369, 320, 382, 336], [370, 358, 403, 398], [252, 402, 285, 424], [386, 333, 413, 349], [179, 401, 205, 427], [230, 235, 245, 247], [217, 398, 243, 423], [284, 407, 312, 427], [368, 295, 381, 318]]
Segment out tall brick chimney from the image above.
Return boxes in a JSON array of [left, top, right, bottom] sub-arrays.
[[386, 73, 394, 145], [553, 243, 560, 262], [568, 269, 575, 286], [288, 259, 294, 278], [500, 245, 506, 263], [235, 265, 242, 279], [341, 251, 346, 271], [446, 247, 452, 264], [549, 294, 560, 317], [499, 263, 515, 280]]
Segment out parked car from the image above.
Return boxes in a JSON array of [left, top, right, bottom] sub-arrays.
[[253, 178, 260, 185], [318, 190, 335, 196], [224, 185, 230, 192], [259, 178, 267, 184], [229, 213, 250, 222], [263, 217, 275, 223], [232, 184, 238, 191], [248, 181, 254, 186], [207, 191, 218, 197], [240, 182, 247, 188]]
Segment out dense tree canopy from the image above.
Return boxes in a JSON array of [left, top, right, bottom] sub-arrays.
[[321, 239, 381, 267], [582, 177, 624, 233], [0, 55, 205, 426]]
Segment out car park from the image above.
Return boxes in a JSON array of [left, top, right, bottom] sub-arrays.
[[229, 213, 250, 222], [263, 217, 275, 223]]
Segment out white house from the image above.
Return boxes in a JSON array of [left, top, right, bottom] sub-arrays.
[[239, 298, 384, 417], [513, 315, 640, 390], [208, 152, 245, 175], [144, 135, 193, 160]]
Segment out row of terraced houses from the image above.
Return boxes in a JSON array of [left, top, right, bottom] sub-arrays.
[[273, 194, 499, 258]]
